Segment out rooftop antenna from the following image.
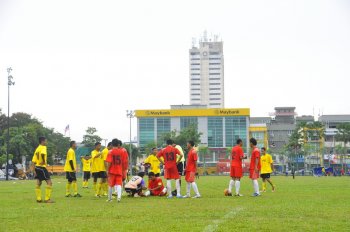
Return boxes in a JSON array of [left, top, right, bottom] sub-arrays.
[[192, 37, 196, 48], [203, 30, 208, 42]]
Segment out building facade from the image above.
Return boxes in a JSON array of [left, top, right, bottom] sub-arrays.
[[189, 34, 224, 108], [136, 108, 250, 151]]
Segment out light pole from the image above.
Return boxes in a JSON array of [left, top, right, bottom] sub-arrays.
[[6, 67, 15, 181], [126, 110, 135, 175]]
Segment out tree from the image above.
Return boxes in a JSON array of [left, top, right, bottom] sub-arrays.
[[198, 146, 209, 175], [335, 123, 350, 169], [82, 127, 102, 147]]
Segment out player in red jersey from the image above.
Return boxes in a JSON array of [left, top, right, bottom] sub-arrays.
[[105, 139, 128, 202], [183, 140, 201, 198], [249, 138, 261, 197], [157, 139, 183, 198], [227, 139, 246, 196], [145, 172, 167, 196]]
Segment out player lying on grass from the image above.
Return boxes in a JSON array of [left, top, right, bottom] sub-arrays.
[[124, 172, 147, 197], [145, 172, 167, 196]]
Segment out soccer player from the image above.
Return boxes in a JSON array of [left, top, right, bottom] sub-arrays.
[[124, 172, 147, 197], [260, 147, 275, 192], [105, 139, 128, 202], [81, 154, 92, 188], [31, 137, 54, 203], [101, 142, 112, 196], [144, 147, 161, 177], [249, 138, 261, 197], [183, 140, 201, 198], [227, 139, 246, 197], [64, 141, 82, 197], [173, 142, 185, 182], [91, 142, 106, 197], [157, 139, 183, 198], [145, 172, 167, 196]]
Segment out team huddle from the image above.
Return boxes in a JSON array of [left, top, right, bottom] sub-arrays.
[[31, 136, 274, 203]]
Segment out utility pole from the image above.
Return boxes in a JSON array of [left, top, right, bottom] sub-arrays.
[[126, 110, 135, 175], [6, 67, 15, 181]]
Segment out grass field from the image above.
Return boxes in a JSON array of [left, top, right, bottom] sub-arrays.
[[1, 175, 350, 232]]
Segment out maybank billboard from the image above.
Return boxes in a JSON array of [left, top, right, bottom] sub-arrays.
[[135, 108, 250, 117]]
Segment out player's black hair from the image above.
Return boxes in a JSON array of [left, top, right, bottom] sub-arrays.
[[118, 140, 123, 146], [94, 142, 101, 147], [236, 139, 242, 144], [250, 138, 257, 146], [261, 147, 266, 151], [138, 172, 145, 177], [152, 147, 157, 151], [166, 139, 173, 145], [148, 172, 155, 177], [188, 140, 194, 147], [70, 141, 76, 147], [107, 142, 112, 147], [39, 136, 46, 144], [112, 139, 119, 147]]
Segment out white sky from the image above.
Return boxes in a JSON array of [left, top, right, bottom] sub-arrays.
[[0, 0, 349, 143]]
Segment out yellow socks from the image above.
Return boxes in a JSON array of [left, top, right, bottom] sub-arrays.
[[83, 181, 88, 188], [262, 182, 267, 191], [35, 185, 42, 201], [103, 182, 108, 195], [93, 182, 97, 192], [72, 182, 78, 195], [66, 183, 72, 195], [45, 186, 52, 201], [96, 183, 102, 195]]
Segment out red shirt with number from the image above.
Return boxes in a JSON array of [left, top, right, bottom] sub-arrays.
[[231, 145, 244, 167], [157, 146, 181, 169], [185, 148, 198, 172], [249, 147, 261, 170], [106, 147, 128, 175]]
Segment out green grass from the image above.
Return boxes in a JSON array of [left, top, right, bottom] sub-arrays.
[[1, 176, 350, 232]]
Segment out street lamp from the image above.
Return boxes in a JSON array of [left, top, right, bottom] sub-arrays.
[[6, 67, 15, 181], [126, 110, 135, 175]]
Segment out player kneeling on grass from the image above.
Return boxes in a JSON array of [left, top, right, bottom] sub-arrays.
[[105, 139, 128, 203], [249, 138, 261, 197], [125, 172, 147, 197], [145, 172, 167, 196], [183, 140, 201, 198]]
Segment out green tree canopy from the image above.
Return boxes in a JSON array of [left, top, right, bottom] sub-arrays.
[[82, 127, 102, 147]]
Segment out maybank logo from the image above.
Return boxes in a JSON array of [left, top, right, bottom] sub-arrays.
[[217, 110, 240, 115], [145, 111, 171, 116]]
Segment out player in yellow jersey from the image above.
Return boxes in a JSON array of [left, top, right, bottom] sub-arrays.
[[91, 142, 106, 197], [81, 154, 92, 188], [64, 141, 82, 197], [31, 137, 54, 203], [144, 148, 161, 177], [260, 147, 275, 192], [101, 142, 112, 196]]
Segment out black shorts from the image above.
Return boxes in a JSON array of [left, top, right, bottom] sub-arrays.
[[92, 171, 107, 181], [125, 187, 141, 196], [35, 167, 50, 181], [155, 173, 160, 177], [66, 172, 77, 182], [177, 162, 184, 176], [260, 173, 271, 179], [83, 171, 91, 180]]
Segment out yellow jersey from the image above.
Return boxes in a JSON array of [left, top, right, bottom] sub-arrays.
[[64, 148, 77, 172], [175, 145, 185, 162], [32, 145, 48, 168], [91, 149, 106, 173], [260, 153, 273, 174], [144, 154, 161, 175], [82, 158, 92, 172], [102, 147, 109, 161]]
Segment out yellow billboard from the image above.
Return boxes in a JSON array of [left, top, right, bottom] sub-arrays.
[[135, 108, 250, 117]]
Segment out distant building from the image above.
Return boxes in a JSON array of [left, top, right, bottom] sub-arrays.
[[296, 115, 314, 124], [189, 32, 224, 108], [249, 124, 268, 149]]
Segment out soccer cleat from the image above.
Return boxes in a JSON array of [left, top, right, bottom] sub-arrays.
[[73, 193, 82, 198], [45, 199, 55, 203], [235, 193, 244, 197], [65, 194, 72, 197], [112, 192, 117, 196], [106, 199, 112, 203], [252, 193, 261, 197], [117, 198, 121, 203], [167, 195, 173, 199], [192, 195, 201, 198], [95, 194, 101, 198], [227, 192, 232, 197], [272, 186, 276, 192], [182, 194, 190, 198], [36, 200, 42, 203], [260, 190, 266, 193], [176, 195, 183, 199], [103, 193, 108, 197]]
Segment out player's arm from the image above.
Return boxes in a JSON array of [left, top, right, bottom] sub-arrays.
[[106, 161, 111, 175], [40, 153, 46, 165], [175, 148, 183, 164], [157, 151, 164, 164], [254, 157, 259, 172], [270, 157, 274, 171], [30, 161, 36, 176]]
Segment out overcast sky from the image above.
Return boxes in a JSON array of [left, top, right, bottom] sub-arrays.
[[0, 0, 349, 143]]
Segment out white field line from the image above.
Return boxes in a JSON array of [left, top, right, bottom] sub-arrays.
[[203, 207, 243, 232]]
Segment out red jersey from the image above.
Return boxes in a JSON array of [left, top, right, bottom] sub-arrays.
[[157, 145, 181, 169], [148, 177, 164, 195], [231, 145, 244, 167], [249, 147, 261, 170], [106, 147, 128, 175], [185, 148, 198, 172]]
